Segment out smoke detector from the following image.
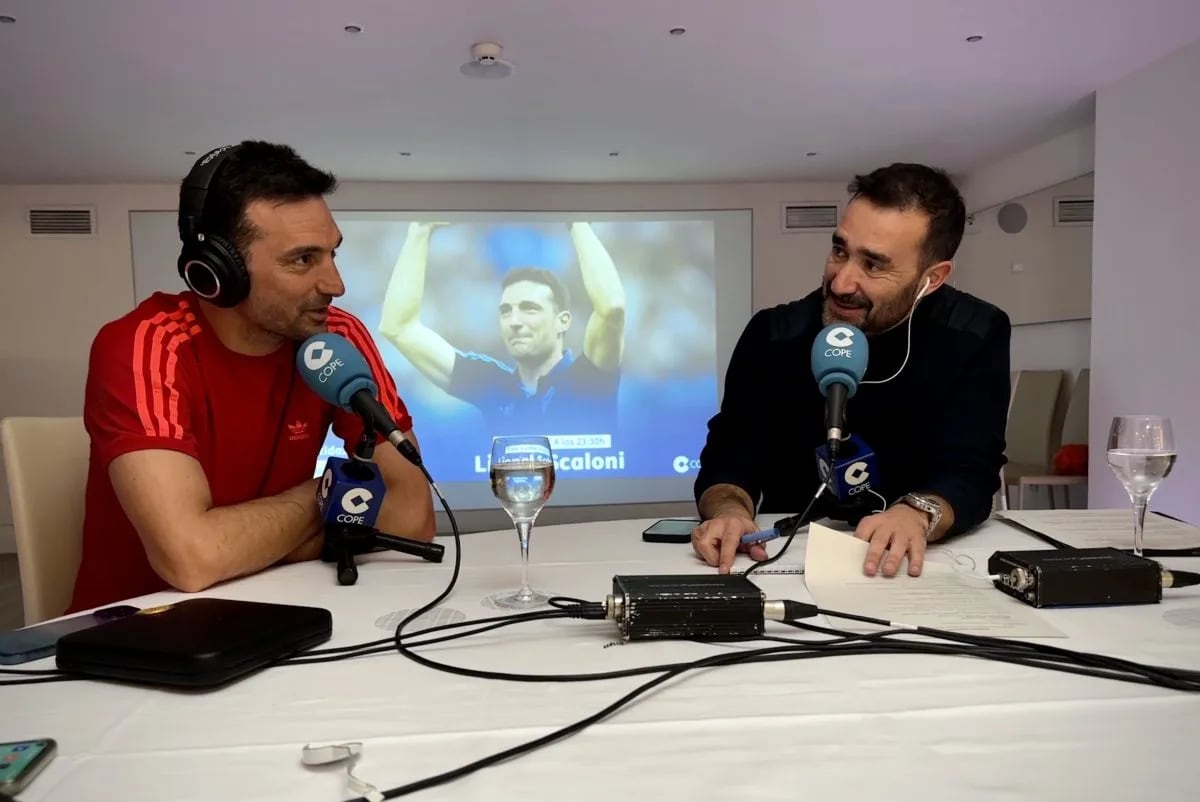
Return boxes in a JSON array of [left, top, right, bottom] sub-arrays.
[[459, 41, 515, 78]]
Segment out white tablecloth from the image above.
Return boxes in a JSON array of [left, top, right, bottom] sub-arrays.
[[6, 515, 1200, 802]]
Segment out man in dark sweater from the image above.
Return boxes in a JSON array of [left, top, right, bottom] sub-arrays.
[[692, 163, 1010, 578]]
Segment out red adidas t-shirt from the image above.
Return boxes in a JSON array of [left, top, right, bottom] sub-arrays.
[[69, 291, 412, 612]]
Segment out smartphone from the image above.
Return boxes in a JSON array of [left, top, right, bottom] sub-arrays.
[[642, 518, 699, 543], [0, 606, 139, 665], [0, 738, 56, 796]]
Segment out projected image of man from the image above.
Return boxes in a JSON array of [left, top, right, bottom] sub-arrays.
[[379, 222, 626, 435]]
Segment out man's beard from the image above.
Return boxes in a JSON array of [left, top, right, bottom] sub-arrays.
[[821, 277, 923, 335], [247, 295, 331, 342]]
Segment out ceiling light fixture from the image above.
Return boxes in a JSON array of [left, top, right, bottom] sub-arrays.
[[399, 151, 412, 157], [0, 15, 15, 23], [184, 150, 197, 156], [609, 152, 620, 157], [345, 24, 363, 34], [965, 34, 983, 43], [669, 27, 686, 36], [806, 151, 818, 157], [459, 41, 515, 79]]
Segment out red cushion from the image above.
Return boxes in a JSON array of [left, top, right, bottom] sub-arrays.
[[1053, 444, 1088, 476]]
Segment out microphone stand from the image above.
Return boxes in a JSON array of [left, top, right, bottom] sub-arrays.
[[322, 421, 445, 587]]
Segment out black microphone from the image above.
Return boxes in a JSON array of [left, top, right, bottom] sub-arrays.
[[810, 323, 869, 463]]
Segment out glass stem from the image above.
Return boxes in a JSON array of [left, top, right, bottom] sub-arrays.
[[516, 520, 533, 596], [1132, 498, 1148, 558]]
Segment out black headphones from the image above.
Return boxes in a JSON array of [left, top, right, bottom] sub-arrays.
[[177, 144, 251, 308]]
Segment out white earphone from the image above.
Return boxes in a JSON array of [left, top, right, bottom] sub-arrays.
[[861, 274, 932, 387]]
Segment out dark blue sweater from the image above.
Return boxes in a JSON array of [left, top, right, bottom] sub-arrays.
[[695, 285, 1011, 536]]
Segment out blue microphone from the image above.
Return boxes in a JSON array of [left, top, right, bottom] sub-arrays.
[[317, 455, 387, 585], [318, 456, 387, 531], [316, 455, 443, 584], [815, 433, 881, 506], [296, 332, 422, 466], [810, 323, 869, 464]]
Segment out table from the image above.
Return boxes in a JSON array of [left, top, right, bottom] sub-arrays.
[[6, 515, 1200, 802]]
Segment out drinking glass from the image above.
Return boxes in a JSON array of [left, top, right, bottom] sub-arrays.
[[486, 435, 557, 609], [1106, 416, 1176, 556]]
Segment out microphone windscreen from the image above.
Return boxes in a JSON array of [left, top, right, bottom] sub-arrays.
[[296, 332, 378, 409], [810, 323, 868, 397]]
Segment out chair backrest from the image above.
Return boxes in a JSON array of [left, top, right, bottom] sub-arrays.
[[1005, 370, 1066, 470], [0, 417, 88, 625], [1061, 368, 1090, 445]]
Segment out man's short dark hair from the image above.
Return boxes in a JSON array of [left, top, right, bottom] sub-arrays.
[[501, 267, 571, 312], [185, 140, 337, 259], [847, 163, 966, 267]]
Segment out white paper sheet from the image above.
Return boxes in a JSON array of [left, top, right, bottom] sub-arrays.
[[995, 509, 1200, 551], [802, 522, 1065, 637]]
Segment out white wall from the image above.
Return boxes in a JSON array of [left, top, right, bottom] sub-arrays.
[[0, 179, 846, 549], [955, 174, 1093, 326], [1091, 38, 1200, 521], [958, 123, 1095, 215], [953, 173, 1094, 374]]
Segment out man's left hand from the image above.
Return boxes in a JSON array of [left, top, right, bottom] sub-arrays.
[[854, 504, 930, 577]]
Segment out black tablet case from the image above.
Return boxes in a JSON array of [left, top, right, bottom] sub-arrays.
[[55, 597, 332, 688]]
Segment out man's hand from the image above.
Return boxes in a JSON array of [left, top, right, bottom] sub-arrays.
[[691, 515, 763, 574], [854, 503, 930, 577]]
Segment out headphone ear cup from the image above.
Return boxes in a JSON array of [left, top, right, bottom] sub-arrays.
[[177, 235, 250, 308]]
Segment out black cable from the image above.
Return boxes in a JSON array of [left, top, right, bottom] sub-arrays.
[[742, 482, 826, 577], [283, 610, 569, 662], [813, 608, 1200, 690], [367, 638, 891, 800], [0, 675, 82, 686], [283, 611, 575, 666], [0, 666, 81, 686], [548, 595, 592, 609]]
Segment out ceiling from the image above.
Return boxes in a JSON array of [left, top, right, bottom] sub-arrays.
[[2, 0, 1199, 184]]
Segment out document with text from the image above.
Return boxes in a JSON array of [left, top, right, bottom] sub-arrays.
[[803, 522, 1064, 637]]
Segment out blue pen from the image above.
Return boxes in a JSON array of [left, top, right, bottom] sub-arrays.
[[740, 528, 781, 546]]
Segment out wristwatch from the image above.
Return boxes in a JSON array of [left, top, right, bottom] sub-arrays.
[[897, 492, 943, 538]]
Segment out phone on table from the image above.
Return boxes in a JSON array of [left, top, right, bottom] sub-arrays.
[[0, 738, 56, 796], [641, 518, 699, 543], [0, 605, 140, 665]]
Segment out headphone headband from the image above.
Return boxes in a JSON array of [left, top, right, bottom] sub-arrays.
[[178, 144, 239, 243]]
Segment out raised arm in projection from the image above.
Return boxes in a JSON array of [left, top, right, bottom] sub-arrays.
[[569, 222, 627, 370], [378, 221, 456, 390]]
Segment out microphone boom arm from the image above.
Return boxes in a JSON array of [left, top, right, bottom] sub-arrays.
[[824, 381, 848, 462]]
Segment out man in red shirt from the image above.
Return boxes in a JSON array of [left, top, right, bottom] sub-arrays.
[[69, 141, 435, 612]]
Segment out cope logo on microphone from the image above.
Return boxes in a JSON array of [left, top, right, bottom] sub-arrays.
[[844, 461, 871, 488], [318, 467, 334, 506], [341, 489, 374, 515], [304, 341, 332, 370], [824, 326, 856, 358], [825, 327, 855, 348], [817, 458, 832, 483], [303, 340, 345, 383]]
